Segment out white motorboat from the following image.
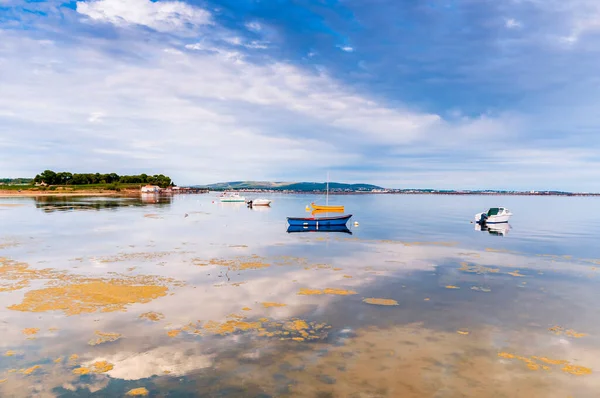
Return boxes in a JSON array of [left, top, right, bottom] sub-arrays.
[[474, 207, 512, 224], [247, 199, 271, 206], [219, 192, 246, 203]]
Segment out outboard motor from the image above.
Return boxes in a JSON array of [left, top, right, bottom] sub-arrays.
[[247, 200, 253, 208], [479, 213, 488, 224]]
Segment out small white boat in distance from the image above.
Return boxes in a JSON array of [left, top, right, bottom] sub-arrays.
[[475, 207, 512, 224], [219, 192, 246, 203], [248, 199, 271, 206]]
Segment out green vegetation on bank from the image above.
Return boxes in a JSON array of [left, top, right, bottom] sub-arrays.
[[33, 170, 173, 188], [0, 178, 33, 185]]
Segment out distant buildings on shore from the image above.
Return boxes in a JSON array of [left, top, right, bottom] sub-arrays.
[[140, 185, 208, 194], [192, 187, 598, 196]]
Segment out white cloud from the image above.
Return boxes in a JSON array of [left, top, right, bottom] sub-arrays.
[[76, 0, 212, 32], [88, 111, 105, 123], [339, 45, 354, 52], [0, 28, 567, 187], [245, 21, 262, 32], [505, 18, 522, 29]]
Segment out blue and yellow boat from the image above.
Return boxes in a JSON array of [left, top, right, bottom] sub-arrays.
[[287, 214, 352, 227]]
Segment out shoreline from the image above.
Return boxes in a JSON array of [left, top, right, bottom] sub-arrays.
[[2, 189, 599, 198], [0, 190, 138, 198]]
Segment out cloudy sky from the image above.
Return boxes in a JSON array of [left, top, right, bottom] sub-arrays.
[[1, 0, 599, 190]]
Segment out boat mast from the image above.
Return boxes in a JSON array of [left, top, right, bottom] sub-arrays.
[[326, 171, 329, 206]]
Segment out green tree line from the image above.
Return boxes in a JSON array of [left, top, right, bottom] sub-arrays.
[[0, 178, 33, 184], [33, 170, 173, 188]]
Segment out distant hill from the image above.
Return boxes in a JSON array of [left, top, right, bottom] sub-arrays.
[[198, 181, 384, 191]]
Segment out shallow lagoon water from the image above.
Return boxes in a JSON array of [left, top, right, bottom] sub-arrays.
[[1, 193, 600, 397]]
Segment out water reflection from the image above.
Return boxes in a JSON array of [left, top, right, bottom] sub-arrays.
[[475, 222, 511, 236], [1, 194, 600, 397], [287, 225, 352, 234], [33, 195, 172, 213]]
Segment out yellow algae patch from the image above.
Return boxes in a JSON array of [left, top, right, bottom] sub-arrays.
[[566, 330, 587, 338], [91, 361, 114, 373], [343, 275, 352, 278], [20, 365, 41, 375], [73, 367, 91, 375], [485, 248, 510, 253], [499, 352, 591, 375], [549, 326, 587, 338], [298, 288, 357, 296], [203, 319, 262, 335], [0, 379, 6, 384], [205, 255, 271, 271], [9, 279, 170, 315], [445, 285, 460, 289], [534, 357, 568, 365], [424, 298, 430, 301], [54, 357, 63, 364], [333, 268, 343, 271], [323, 288, 357, 295], [242, 307, 252, 311], [167, 330, 181, 338], [262, 302, 287, 308], [456, 331, 469, 335], [88, 331, 122, 346], [562, 364, 592, 376], [362, 298, 399, 306], [507, 270, 525, 277], [139, 311, 164, 322], [69, 354, 79, 361], [95, 251, 174, 263], [298, 288, 323, 295], [498, 352, 515, 359], [5, 350, 16, 357], [126, 387, 149, 396], [459, 262, 499, 274], [22, 328, 39, 336], [0, 258, 48, 293]]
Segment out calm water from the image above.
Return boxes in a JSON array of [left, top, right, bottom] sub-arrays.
[[1, 193, 600, 397]]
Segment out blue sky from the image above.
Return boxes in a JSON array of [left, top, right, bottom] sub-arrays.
[[1, 0, 600, 190]]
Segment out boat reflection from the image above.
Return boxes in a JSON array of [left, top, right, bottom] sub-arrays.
[[287, 225, 352, 234], [475, 222, 510, 236]]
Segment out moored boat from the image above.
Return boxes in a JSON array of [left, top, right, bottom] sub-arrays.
[[474, 207, 512, 224], [247, 199, 271, 206], [311, 203, 344, 212], [287, 214, 352, 227], [219, 192, 246, 202], [310, 172, 344, 212], [310, 208, 344, 216]]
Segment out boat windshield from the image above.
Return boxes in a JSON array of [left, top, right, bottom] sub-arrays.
[[487, 208, 500, 216]]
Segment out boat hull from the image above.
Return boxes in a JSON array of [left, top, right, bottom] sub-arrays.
[[287, 225, 352, 234], [475, 213, 511, 224], [250, 199, 271, 206], [311, 203, 345, 212], [287, 214, 352, 227]]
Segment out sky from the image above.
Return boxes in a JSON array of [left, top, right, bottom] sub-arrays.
[[1, 0, 600, 190]]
